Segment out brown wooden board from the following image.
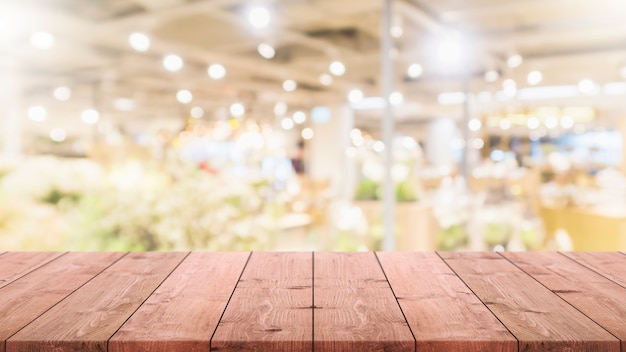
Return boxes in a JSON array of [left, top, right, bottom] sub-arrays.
[[562, 252, 626, 288], [440, 252, 620, 352], [211, 252, 313, 352], [109, 252, 249, 352], [377, 252, 516, 352], [6, 252, 187, 352], [314, 252, 414, 352], [0, 252, 124, 352], [503, 252, 626, 350], [0, 252, 65, 290]]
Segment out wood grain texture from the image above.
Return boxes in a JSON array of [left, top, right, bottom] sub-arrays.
[[0, 252, 124, 352], [211, 252, 312, 352], [503, 252, 626, 351], [109, 252, 249, 352], [440, 252, 620, 352], [377, 252, 516, 352], [314, 252, 414, 352], [0, 252, 65, 289], [562, 252, 626, 288], [7, 252, 187, 352]]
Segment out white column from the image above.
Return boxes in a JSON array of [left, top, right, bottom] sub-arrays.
[[307, 105, 354, 199], [0, 68, 22, 160]]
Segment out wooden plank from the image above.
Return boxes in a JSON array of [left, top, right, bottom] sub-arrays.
[[314, 252, 414, 352], [503, 252, 626, 351], [562, 252, 626, 288], [377, 252, 516, 352], [440, 252, 620, 352], [0, 252, 65, 289], [0, 252, 124, 352], [7, 252, 187, 352], [211, 252, 312, 352], [109, 252, 249, 352]]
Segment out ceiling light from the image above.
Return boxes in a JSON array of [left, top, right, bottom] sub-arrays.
[[283, 79, 297, 92], [301, 127, 314, 140], [329, 61, 346, 76], [248, 6, 270, 29], [257, 43, 275, 59], [274, 102, 287, 115], [53, 86, 71, 101], [128, 32, 150, 52], [561, 115, 574, 129], [230, 102, 245, 117], [545, 116, 558, 129], [468, 118, 481, 131], [499, 119, 511, 130], [407, 63, 423, 79], [30, 31, 54, 50], [438, 92, 466, 105], [507, 54, 523, 68], [319, 73, 333, 86], [114, 98, 135, 111], [348, 89, 364, 103], [208, 64, 226, 80], [293, 111, 306, 124], [373, 141, 385, 152], [281, 117, 294, 130], [176, 90, 193, 104], [390, 92, 404, 105], [435, 33, 467, 67], [503, 79, 517, 97], [484, 70, 499, 83], [527, 116, 540, 129], [391, 25, 403, 38], [50, 128, 66, 142], [190, 107, 204, 118], [578, 79, 597, 95], [27, 106, 47, 122], [163, 54, 183, 72], [527, 70, 543, 85], [81, 109, 99, 125]]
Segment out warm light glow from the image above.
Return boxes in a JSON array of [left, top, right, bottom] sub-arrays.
[[50, 128, 66, 142], [81, 109, 99, 125], [163, 54, 183, 72], [248, 6, 271, 29], [484, 70, 499, 83], [435, 33, 467, 66], [407, 63, 423, 79], [301, 127, 314, 140], [176, 89, 193, 104], [293, 111, 306, 124], [208, 64, 226, 80], [390, 25, 403, 38], [527, 116, 540, 129], [507, 54, 523, 68], [319, 73, 333, 86], [281, 117, 294, 130], [438, 92, 466, 105], [468, 118, 482, 131], [30, 31, 55, 50], [53, 86, 71, 101], [503, 79, 517, 97], [27, 106, 47, 122], [230, 102, 245, 117], [283, 79, 297, 92], [329, 61, 346, 76], [114, 98, 135, 111], [527, 70, 543, 85], [578, 79, 597, 95], [128, 32, 150, 52], [373, 141, 385, 152], [545, 116, 558, 129], [561, 115, 574, 129], [390, 92, 404, 105], [499, 119, 511, 130], [257, 43, 275, 59], [471, 138, 484, 149], [190, 106, 204, 118], [348, 89, 364, 103], [274, 102, 287, 115]]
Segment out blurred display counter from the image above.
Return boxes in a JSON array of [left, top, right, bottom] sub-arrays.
[[539, 204, 626, 251], [354, 201, 437, 250]]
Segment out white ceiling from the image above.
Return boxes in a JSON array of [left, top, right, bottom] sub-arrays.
[[2, 0, 626, 136]]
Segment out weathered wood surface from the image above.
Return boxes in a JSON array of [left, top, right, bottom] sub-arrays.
[[314, 252, 414, 352], [441, 252, 620, 352], [1, 252, 625, 351], [212, 252, 312, 352], [377, 252, 517, 352]]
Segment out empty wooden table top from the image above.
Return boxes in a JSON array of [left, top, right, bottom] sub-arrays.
[[0, 251, 625, 352]]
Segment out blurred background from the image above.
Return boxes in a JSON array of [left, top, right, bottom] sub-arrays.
[[1, 0, 626, 251]]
